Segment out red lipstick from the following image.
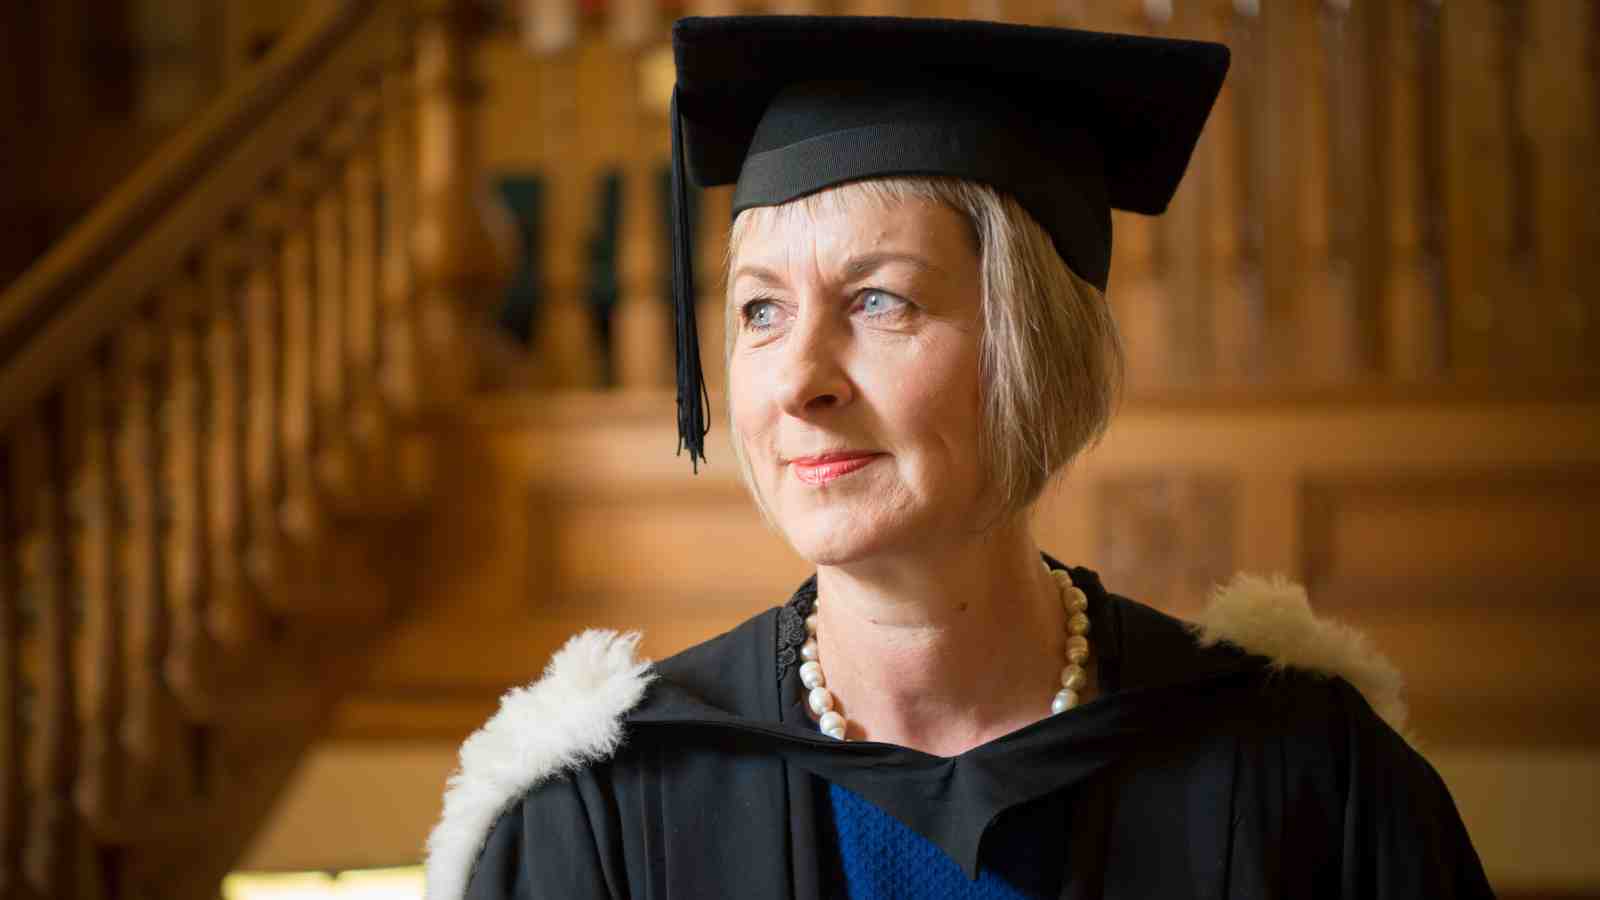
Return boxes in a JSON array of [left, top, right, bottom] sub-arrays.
[[789, 452, 883, 486]]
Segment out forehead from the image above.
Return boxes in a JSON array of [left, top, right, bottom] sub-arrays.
[[728, 183, 976, 274]]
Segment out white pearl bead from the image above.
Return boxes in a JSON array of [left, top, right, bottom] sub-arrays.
[[1063, 586, 1088, 613], [799, 660, 825, 689], [1068, 612, 1090, 636], [808, 686, 835, 716], [1051, 688, 1080, 714], [1060, 664, 1087, 691], [805, 614, 818, 635], [819, 711, 846, 739], [800, 639, 819, 661], [1066, 635, 1089, 664]]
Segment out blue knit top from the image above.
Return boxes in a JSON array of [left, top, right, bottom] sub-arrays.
[[822, 781, 1068, 899]]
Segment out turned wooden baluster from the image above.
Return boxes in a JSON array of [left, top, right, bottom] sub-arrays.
[[343, 82, 385, 462], [312, 118, 359, 513], [279, 147, 326, 547], [0, 441, 23, 900], [244, 188, 288, 607], [379, 44, 421, 426], [13, 401, 76, 898], [68, 351, 129, 844], [157, 265, 220, 726], [1380, 0, 1445, 379], [112, 319, 192, 816], [1208, 0, 1267, 382], [415, 0, 513, 398], [614, 38, 671, 389], [529, 9, 600, 388]]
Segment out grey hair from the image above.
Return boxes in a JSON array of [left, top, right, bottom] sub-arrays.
[[724, 176, 1124, 524]]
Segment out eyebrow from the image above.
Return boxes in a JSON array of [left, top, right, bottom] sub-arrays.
[[731, 251, 945, 287]]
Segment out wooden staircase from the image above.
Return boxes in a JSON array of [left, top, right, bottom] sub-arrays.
[[0, 2, 511, 896]]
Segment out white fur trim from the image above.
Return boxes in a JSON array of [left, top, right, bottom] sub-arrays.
[[1192, 573, 1410, 739], [424, 629, 655, 900]]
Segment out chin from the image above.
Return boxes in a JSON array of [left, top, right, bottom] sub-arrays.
[[775, 497, 922, 568]]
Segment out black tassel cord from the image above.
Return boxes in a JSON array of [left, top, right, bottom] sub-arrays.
[[670, 87, 711, 472]]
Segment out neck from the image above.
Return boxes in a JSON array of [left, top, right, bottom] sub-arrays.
[[811, 520, 1070, 757]]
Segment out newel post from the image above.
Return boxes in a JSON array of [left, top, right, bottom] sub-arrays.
[[411, 0, 515, 404]]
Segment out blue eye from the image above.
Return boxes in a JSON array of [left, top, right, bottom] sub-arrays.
[[858, 289, 906, 317], [743, 299, 781, 330]]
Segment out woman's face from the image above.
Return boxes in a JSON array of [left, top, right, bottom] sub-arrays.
[[728, 193, 987, 566]]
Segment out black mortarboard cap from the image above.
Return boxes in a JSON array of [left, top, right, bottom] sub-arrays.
[[669, 15, 1230, 470]]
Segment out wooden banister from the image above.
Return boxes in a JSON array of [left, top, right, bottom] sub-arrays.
[[0, 1, 510, 895], [0, 1, 394, 434]]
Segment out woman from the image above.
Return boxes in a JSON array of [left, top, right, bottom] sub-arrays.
[[427, 16, 1493, 899]]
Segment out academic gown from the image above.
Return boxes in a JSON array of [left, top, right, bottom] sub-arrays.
[[434, 561, 1495, 899]]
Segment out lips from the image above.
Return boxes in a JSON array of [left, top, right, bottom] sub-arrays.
[[789, 452, 883, 486]]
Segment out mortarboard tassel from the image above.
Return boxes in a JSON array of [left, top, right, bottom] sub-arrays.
[[670, 86, 710, 472]]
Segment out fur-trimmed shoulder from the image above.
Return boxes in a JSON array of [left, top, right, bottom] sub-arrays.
[[424, 629, 655, 900], [1191, 572, 1409, 738]]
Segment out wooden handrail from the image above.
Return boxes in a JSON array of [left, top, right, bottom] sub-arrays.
[[0, 0, 392, 433]]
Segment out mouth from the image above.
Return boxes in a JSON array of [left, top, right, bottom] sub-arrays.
[[788, 451, 884, 486]]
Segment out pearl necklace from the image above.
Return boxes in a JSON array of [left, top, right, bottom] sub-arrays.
[[799, 565, 1092, 741]]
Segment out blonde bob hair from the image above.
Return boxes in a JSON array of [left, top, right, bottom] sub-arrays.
[[725, 176, 1124, 523]]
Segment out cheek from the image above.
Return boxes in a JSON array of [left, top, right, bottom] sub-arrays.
[[728, 363, 777, 458], [881, 342, 983, 469]]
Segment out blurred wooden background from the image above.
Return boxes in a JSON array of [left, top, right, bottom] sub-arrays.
[[0, 1, 1595, 898]]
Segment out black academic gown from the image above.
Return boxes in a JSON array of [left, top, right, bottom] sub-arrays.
[[461, 562, 1495, 899]]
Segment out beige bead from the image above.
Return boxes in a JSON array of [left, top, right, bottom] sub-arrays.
[[1068, 612, 1090, 636], [1051, 688, 1080, 715], [808, 686, 835, 716], [1060, 664, 1087, 691], [1066, 635, 1090, 664], [800, 660, 826, 690], [819, 710, 847, 740], [800, 639, 819, 661], [805, 614, 819, 635], [1063, 586, 1088, 613]]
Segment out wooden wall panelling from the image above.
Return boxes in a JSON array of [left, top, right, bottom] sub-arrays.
[[1300, 468, 1600, 614], [1381, 0, 1447, 380], [1443, 0, 1524, 375], [69, 351, 127, 840], [0, 439, 22, 895], [1521, 2, 1595, 373], [1093, 474, 1236, 616]]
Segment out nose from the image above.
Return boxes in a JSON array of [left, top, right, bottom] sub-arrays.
[[774, 310, 853, 419]]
